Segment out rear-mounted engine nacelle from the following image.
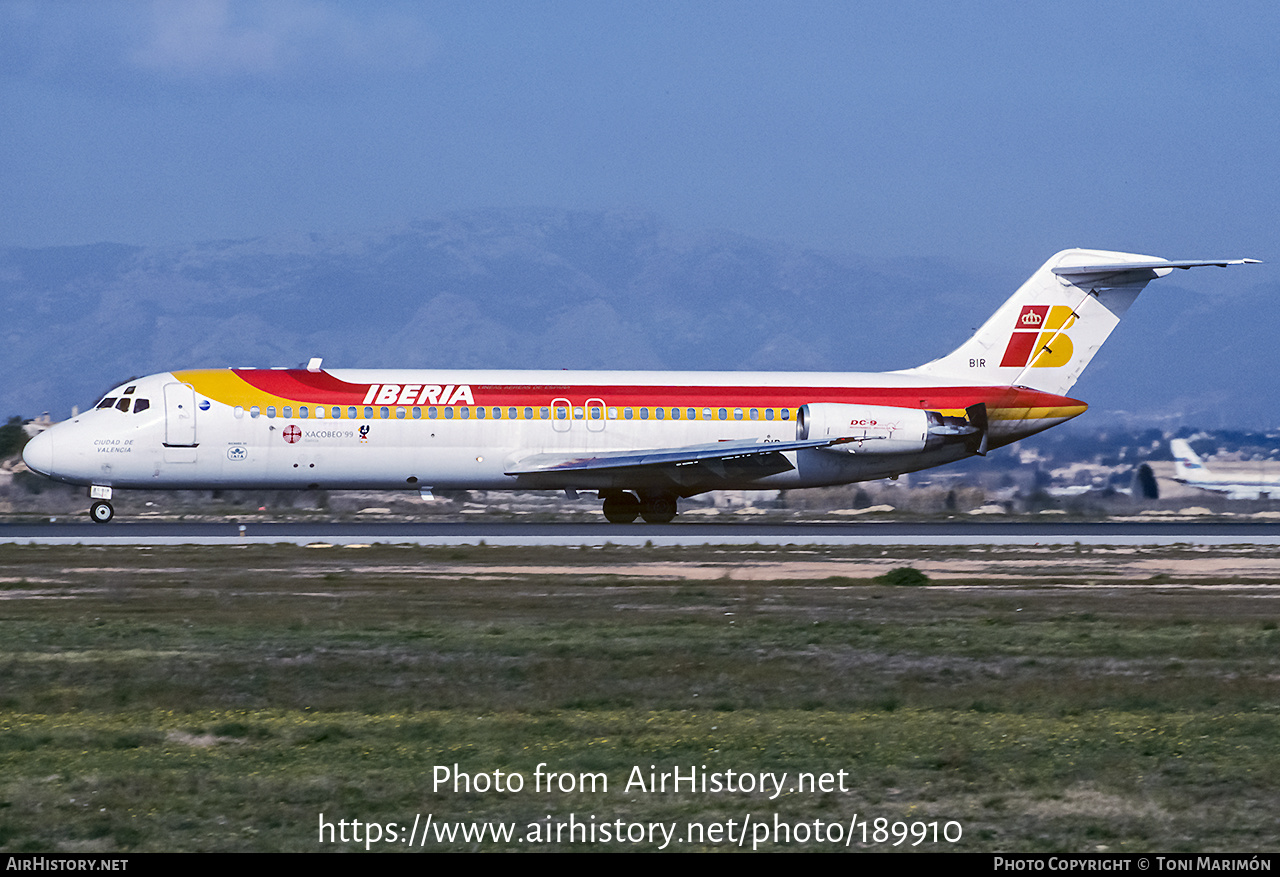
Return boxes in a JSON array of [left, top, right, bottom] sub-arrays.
[[797, 402, 988, 456], [797, 403, 930, 454]]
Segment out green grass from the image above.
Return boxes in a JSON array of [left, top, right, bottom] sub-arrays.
[[4, 708, 1277, 852], [1, 544, 1278, 851]]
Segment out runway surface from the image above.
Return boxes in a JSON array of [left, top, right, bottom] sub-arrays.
[[3, 518, 1280, 546]]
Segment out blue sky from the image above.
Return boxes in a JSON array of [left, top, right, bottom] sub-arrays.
[[2, 1, 1277, 269]]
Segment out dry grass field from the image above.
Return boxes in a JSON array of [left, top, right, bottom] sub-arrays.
[[1, 542, 1279, 852]]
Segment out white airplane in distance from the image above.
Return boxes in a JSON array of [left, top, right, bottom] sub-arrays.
[[1171, 439, 1280, 500], [22, 249, 1257, 524]]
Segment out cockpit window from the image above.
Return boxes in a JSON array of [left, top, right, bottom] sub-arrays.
[[96, 398, 117, 410], [123, 386, 136, 395], [116, 398, 131, 412], [133, 398, 150, 414]]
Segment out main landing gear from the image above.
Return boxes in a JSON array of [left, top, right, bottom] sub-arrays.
[[601, 491, 677, 524]]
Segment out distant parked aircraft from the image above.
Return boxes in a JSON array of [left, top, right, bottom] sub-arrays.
[[22, 249, 1257, 523], [1171, 439, 1280, 500]]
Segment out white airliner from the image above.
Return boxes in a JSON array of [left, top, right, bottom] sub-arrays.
[[22, 249, 1257, 523], [1171, 439, 1280, 500]]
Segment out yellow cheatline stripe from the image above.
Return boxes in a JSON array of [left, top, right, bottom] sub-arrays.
[[990, 405, 1088, 421], [934, 405, 1087, 420], [170, 372, 806, 423], [172, 370, 302, 410], [177, 372, 1073, 424]]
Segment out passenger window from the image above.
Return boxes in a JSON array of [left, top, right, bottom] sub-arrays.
[[750, 408, 759, 420], [781, 409, 790, 420], [396, 407, 406, 419], [687, 408, 696, 420], [283, 406, 292, 418], [640, 408, 649, 420], [556, 407, 568, 420], [96, 398, 117, 410], [234, 406, 244, 419], [347, 407, 357, 419], [607, 407, 617, 420], [590, 407, 600, 420], [116, 398, 131, 412], [314, 406, 324, 419], [718, 408, 727, 421], [428, 407, 438, 419], [461, 407, 470, 420], [671, 408, 680, 420], [251, 406, 261, 418], [363, 406, 372, 419], [734, 408, 743, 421], [703, 408, 712, 421], [299, 406, 308, 419], [266, 406, 276, 418], [765, 409, 774, 421], [656, 408, 665, 420], [540, 407, 549, 419], [510, 408, 518, 419], [445, 408, 454, 420], [134, 398, 150, 414], [412, 407, 421, 419], [493, 407, 502, 419], [573, 407, 583, 420], [624, 408, 633, 420], [477, 407, 486, 419]]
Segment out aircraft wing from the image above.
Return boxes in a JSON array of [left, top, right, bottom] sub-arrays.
[[505, 436, 852, 475]]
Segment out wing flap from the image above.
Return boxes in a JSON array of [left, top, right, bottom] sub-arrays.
[[505, 436, 849, 475]]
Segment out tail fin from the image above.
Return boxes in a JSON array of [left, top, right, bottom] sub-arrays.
[[902, 250, 1258, 396], [1171, 438, 1208, 482]]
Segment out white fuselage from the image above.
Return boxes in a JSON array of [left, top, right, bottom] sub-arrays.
[[22, 367, 1079, 497]]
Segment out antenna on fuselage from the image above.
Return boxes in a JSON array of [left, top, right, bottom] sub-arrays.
[[306, 358, 323, 373]]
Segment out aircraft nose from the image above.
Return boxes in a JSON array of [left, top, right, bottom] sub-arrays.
[[22, 429, 54, 476]]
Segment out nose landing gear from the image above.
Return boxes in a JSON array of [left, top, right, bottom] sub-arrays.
[[88, 486, 114, 523]]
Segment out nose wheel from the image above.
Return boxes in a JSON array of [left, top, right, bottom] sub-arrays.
[[89, 501, 115, 524]]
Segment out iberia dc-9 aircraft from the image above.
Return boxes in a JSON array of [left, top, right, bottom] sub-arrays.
[[22, 249, 1257, 524]]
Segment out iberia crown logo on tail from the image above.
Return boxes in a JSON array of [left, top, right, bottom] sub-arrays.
[[999, 305, 1077, 368]]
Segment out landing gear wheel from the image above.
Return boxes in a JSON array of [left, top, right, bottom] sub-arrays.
[[90, 501, 115, 524], [639, 495, 677, 524], [602, 493, 640, 524]]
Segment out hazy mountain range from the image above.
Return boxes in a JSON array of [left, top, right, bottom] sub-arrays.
[[2, 209, 1272, 429]]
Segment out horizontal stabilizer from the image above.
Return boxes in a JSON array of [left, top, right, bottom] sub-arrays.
[[1052, 258, 1260, 284]]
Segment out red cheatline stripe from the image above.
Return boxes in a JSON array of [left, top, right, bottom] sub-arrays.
[[219, 370, 1083, 412]]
